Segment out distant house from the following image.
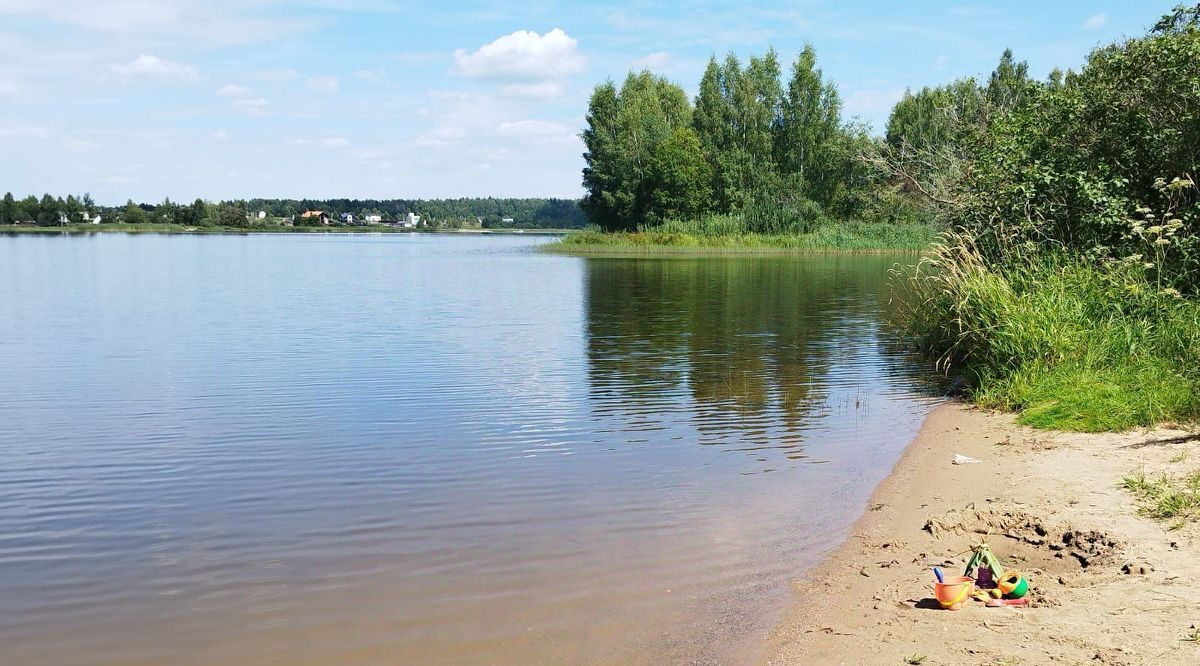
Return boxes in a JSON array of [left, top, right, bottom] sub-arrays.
[[400, 212, 420, 228], [80, 211, 102, 224], [256, 211, 267, 220], [364, 213, 382, 223], [340, 213, 355, 224], [299, 210, 330, 225], [501, 216, 514, 224]]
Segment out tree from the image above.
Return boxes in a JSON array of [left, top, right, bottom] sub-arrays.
[[188, 198, 208, 226], [1152, 2, 1200, 33], [777, 44, 843, 206], [64, 194, 83, 223], [0, 192, 14, 225], [37, 194, 59, 226], [984, 49, 1035, 118], [693, 57, 735, 209], [647, 126, 713, 222], [122, 200, 146, 225], [214, 201, 248, 227], [580, 72, 694, 230], [581, 81, 622, 229], [17, 196, 38, 223]]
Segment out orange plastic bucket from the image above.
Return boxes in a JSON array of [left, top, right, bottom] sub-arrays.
[[933, 576, 974, 610]]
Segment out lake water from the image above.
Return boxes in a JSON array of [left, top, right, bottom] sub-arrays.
[[0, 233, 941, 665]]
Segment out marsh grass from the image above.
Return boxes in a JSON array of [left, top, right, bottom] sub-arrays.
[[548, 219, 938, 254], [897, 230, 1200, 431], [1122, 468, 1200, 527]]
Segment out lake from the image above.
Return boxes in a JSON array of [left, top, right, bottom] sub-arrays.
[[0, 233, 941, 665]]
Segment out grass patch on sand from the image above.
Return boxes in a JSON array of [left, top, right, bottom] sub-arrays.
[[1123, 468, 1200, 527], [898, 233, 1200, 432], [546, 220, 938, 254]]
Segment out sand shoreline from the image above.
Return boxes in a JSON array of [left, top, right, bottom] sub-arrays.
[[765, 402, 1200, 665]]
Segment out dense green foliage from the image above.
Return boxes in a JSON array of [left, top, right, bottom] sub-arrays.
[[0, 194, 585, 229], [581, 45, 885, 234], [894, 5, 1200, 431]]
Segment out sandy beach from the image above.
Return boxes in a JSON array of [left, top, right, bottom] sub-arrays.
[[767, 403, 1200, 665]]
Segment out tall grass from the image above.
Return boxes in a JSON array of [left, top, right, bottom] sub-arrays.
[[896, 230, 1200, 431]]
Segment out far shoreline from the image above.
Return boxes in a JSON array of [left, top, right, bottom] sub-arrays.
[[0, 224, 575, 236]]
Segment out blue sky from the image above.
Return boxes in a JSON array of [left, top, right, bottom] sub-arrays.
[[0, 1, 1171, 204]]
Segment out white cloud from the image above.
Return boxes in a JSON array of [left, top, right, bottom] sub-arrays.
[[353, 68, 385, 82], [0, 0, 319, 45], [413, 125, 465, 147], [232, 97, 270, 116], [498, 119, 571, 137], [216, 84, 252, 97], [109, 54, 198, 82], [497, 119, 579, 147], [212, 129, 231, 141], [286, 137, 350, 147], [452, 28, 584, 81], [606, 10, 647, 30], [305, 76, 340, 93], [500, 81, 566, 99], [1082, 12, 1107, 30], [632, 51, 670, 70], [0, 123, 52, 138]]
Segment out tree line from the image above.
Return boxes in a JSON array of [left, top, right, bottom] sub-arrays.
[[1, 194, 586, 229], [882, 3, 1200, 292], [581, 45, 890, 233]]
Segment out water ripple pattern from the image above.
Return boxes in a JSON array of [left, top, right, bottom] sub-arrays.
[[0, 233, 942, 665]]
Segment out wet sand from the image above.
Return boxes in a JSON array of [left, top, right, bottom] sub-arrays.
[[767, 403, 1200, 665]]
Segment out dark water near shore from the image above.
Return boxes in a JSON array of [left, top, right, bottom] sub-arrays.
[[0, 234, 941, 665]]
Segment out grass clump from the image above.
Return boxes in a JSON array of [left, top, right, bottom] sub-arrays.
[[1122, 468, 1200, 526], [897, 231, 1200, 431]]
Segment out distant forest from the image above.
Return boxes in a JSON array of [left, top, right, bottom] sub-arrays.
[[0, 193, 587, 229]]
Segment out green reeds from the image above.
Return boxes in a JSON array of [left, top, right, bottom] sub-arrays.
[[548, 219, 938, 254], [896, 230, 1200, 431]]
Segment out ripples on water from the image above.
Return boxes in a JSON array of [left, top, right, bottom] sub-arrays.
[[0, 233, 942, 665]]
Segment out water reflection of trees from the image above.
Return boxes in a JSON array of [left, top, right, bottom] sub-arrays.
[[583, 256, 935, 458]]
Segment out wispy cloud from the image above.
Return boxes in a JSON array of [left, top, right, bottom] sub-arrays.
[[305, 76, 341, 93], [1082, 12, 1107, 30], [109, 54, 198, 83], [286, 136, 350, 147], [631, 51, 670, 70], [216, 84, 252, 97], [232, 97, 271, 116]]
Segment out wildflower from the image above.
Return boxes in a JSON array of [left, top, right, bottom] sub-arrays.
[[1154, 238, 1171, 245]]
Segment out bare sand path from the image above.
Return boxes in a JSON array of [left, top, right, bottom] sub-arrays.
[[767, 403, 1200, 665]]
